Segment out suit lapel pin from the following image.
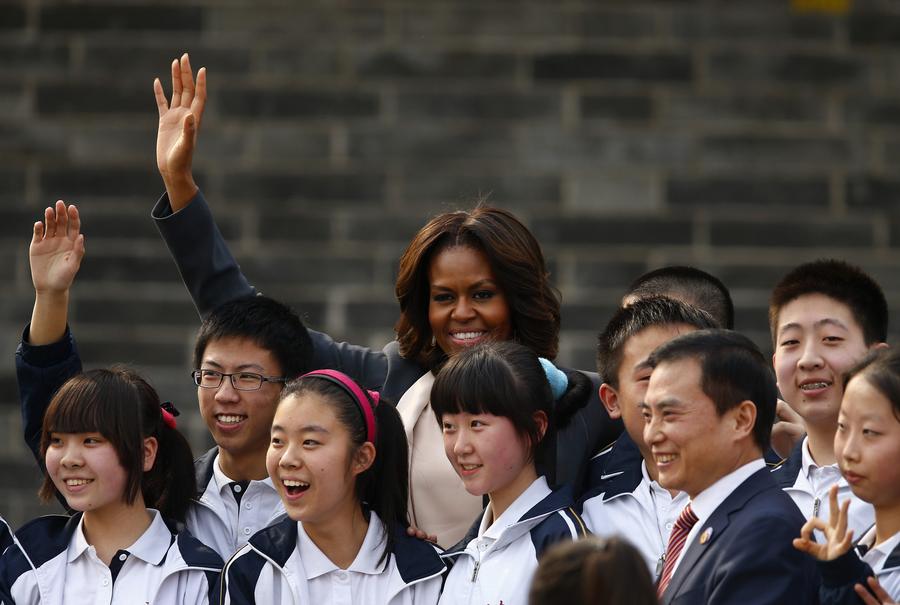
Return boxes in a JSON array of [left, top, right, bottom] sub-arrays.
[[699, 527, 713, 544]]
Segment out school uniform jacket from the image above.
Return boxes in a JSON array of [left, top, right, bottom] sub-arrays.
[[151, 190, 622, 494], [659, 468, 819, 605], [579, 433, 688, 576], [218, 513, 446, 605], [816, 529, 900, 605], [15, 325, 283, 561], [0, 513, 222, 605], [0, 518, 12, 557], [438, 478, 587, 605], [771, 438, 875, 539]]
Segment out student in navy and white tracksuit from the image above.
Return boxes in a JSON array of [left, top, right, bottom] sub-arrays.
[[221, 512, 445, 605], [15, 203, 315, 563], [580, 433, 689, 577], [581, 297, 719, 577], [1, 205, 222, 603], [0, 511, 221, 605], [793, 350, 900, 604], [221, 370, 445, 604], [430, 342, 591, 605], [438, 477, 585, 605]]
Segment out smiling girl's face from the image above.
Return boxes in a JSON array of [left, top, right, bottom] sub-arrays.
[[440, 411, 542, 517], [46, 432, 131, 515], [267, 393, 372, 524]]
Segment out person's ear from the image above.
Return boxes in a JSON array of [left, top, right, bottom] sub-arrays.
[[599, 384, 622, 419], [143, 437, 159, 472], [872, 342, 890, 352], [731, 400, 757, 441], [533, 410, 549, 442], [351, 442, 376, 476]]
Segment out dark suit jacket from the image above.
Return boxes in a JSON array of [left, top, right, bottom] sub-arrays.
[[661, 467, 819, 605]]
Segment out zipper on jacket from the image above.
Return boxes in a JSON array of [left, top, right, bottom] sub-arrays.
[[470, 560, 480, 582], [813, 497, 820, 518]]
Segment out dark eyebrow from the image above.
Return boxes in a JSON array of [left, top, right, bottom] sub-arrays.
[[271, 424, 329, 435], [778, 318, 850, 337], [634, 360, 654, 374], [430, 279, 498, 291]]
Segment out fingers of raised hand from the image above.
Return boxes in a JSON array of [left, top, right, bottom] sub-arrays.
[[153, 77, 169, 117], [178, 53, 195, 108], [32, 221, 44, 244], [53, 200, 69, 236], [191, 66, 207, 128], [67, 203, 80, 239], [170, 58, 182, 109]]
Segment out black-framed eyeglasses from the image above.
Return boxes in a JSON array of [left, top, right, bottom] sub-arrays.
[[192, 369, 287, 392]]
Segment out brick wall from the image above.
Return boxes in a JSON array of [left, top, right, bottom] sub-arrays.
[[2, 0, 900, 526]]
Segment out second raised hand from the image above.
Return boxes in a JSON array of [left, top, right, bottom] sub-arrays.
[[30, 200, 85, 295], [153, 52, 207, 212]]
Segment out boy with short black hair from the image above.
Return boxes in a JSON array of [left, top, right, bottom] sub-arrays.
[[770, 259, 887, 539], [581, 297, 717, 576], [623, 266, 734, 330], [17, 202, 314, 559]]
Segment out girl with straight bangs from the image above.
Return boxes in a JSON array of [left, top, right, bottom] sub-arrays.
[[430, 341, 589, 605], [0, 367, 223, 605], [150, 54, 619, 547], [794, 349, 900, 605], [220, 369, 445, 605]]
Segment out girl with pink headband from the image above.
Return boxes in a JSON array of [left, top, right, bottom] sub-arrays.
[[220, 370, 445, 604]]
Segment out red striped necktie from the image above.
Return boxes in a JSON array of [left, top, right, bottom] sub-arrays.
[[657, 503, 699, 598]]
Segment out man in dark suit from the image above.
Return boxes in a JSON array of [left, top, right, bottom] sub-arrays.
[[642, 330, 819, 605]]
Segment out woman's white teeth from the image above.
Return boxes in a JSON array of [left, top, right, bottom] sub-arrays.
[[461, 464, 481, 470], [283, 480, 309, 488], [657, 454, 678, 463], [66, 479, 92, 486], [801, 382, 830, 390], [453, 332, 485, 341], [217, 415, 244, 424]]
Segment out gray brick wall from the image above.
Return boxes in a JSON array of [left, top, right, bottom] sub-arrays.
[[2, 0, 900, 527]]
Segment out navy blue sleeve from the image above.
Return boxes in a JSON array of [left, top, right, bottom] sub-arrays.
[[530, 508, 587, 560], [15, 324, 82, 467], [152, 191, 255, 319], [152, 190, 395, 392], [818, 549, 876, 605]]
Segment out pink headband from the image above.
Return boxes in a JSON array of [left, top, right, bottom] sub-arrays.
[[300, 370, 380, 443]]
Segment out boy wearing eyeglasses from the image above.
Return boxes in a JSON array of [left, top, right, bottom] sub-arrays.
[[17, 202, 313, 559]]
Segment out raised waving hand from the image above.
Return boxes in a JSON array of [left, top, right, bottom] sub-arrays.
[[153, 52, 207, 212], [29, 200, 85, 345]]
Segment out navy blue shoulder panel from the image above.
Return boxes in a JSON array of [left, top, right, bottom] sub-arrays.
[[884, 536, 900, 570], [392, 528, 445, 583], [529, 508, 585, 560], [248, 517, 298, 568], [14, 514, 80, 568], [193, 447, 218, 499], [0, 518, 11, 554], [0, 542, 33, 597], [769, 439, 804, 488], [176, 530, 224, 570], [521, 483, 575, 522], [224, 549, 267, 604]]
